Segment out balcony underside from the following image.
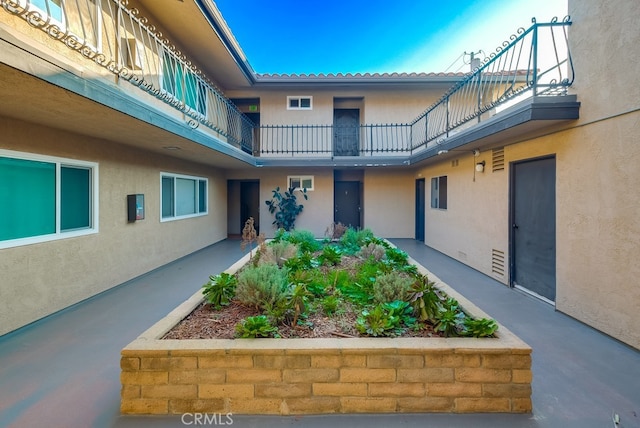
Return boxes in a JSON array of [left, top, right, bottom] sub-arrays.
[[0, 26, 256, 170]]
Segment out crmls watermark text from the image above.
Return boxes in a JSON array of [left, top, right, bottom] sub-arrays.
[[181, 413, 233, 425]]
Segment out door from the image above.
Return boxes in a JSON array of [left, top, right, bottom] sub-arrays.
[[415, 178, 425, 241], [333, 109, 360, 156], [511, 157, 556, 302], [240, 181, 260, 234], [334, 181, 361, 229]]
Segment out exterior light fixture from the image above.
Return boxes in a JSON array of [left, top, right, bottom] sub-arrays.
[[476, 160, 486, 172]]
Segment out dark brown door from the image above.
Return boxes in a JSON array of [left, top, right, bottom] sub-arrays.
[[334, 181, 360, 229], [333, 109, 360, 156]]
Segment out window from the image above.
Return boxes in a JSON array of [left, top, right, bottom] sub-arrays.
[[430, 176, 447, 209], [288, 175, 314, 191], [287, 96, 312, 110], [162, 51, 207, 116], [24, 0, 102, 49], [160, 173, 207, 221], [0, 150, 98, 249]]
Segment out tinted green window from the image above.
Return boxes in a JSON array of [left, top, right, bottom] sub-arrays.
[[0, 157, 56, 241], [161, 176, 174, 218], [61, 166, 91, 231], [31, 0, 63, 22], [176, 178, 196, 216], [198, 180, 206, 213]]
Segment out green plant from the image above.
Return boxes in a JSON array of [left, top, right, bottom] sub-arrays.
[[235, 263, 289, 310], [355, 301, 410, 337], [235, 315, 279, 338], [265, 187, 308, 231], [201, 272, 237, 310], [372, 271, 414, 304], [434, 298, 466, 337], [408, 274, 441, 322], [321, 295, 340, 316], [339, 228, 376, 255], [287, 229, 322, 253], [288, 284, 311, 327], [383, 300, 416, 329], [318, 245, 342, 266], [384, 247, 409, 268], [463, 317, 498, 337], [258, 241, 298, 268]]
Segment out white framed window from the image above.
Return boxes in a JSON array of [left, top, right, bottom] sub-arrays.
[[23, 0, 102, 50], [161, 50, 208, 116], [430, 176, 448, 209], [160, 172, 208, 221], [288, 175, 314, 191], [287, 96, 312, 110], [0, 149, 99, 249]]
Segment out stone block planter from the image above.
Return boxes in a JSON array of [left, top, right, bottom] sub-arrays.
[[121, 251, 532, 415]]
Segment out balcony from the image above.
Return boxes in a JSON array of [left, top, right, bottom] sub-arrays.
[[0, 0, 579, 168], [256, 17, 579, 166]]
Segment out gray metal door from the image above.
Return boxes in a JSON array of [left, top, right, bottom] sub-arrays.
[[333, 109, 359, 156], [334, 181, 361, 229], [511, 157, 556, 301]]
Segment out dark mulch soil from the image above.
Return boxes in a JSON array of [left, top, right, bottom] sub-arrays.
[[162, 253, 445, 340], [162, 300, 443, 340]]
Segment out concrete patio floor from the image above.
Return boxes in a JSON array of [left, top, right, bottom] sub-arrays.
[[0, 238, 638, 428]]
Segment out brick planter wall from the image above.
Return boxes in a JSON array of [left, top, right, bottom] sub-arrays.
[[121, 252, 532, 415]]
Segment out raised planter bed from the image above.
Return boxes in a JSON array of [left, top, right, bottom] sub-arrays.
[[121, 251, 532, 415]]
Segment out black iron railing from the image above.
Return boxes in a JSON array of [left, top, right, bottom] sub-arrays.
[[258, 17, 573, 157], [258, 124, 412, 157]]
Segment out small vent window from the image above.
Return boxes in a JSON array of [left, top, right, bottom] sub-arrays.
[[492, 249, 505, 278], [287, 96, 312, 110], [492, 148, 505, 172]]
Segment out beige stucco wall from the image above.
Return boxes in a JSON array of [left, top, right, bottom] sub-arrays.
[[228, 87, 443, 126], [363, 169, 415, 238], [225, 168, 335, 238], [0, 117, 227, 336], [417, 150, 511, 283], [411, 0, 640, 349]]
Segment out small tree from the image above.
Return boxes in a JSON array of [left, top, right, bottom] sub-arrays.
[[265, 186, 308, 231]]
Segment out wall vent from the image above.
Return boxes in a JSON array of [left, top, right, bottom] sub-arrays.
[[492, 148, 505, 172], [491, 249, 505, 278]]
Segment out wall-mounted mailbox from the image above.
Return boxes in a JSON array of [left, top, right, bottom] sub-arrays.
[[127, 194, 145, 222]]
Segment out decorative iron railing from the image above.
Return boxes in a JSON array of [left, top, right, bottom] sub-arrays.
[[409, 17, 574, 151], [258, 17, 574, 157], [259, 124, 412, 157], [1, 0, 255, 153]]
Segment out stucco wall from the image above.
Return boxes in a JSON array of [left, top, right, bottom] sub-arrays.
[[225, 168, 335, 238], [363, 169, 414, 238], [417, 150, 511, 284], [0, 117, 227, 336], [228, 88, 443, 126]]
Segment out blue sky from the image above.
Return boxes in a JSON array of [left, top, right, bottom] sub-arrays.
[[214, 0, 567, 74]]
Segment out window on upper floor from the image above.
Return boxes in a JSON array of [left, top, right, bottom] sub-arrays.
[[288, 175, 314, 191], [161, 172, 208, 221], [0, 150, 99, 249], [161, 50, 208, 116], [430, 176, 448, 209], [23, 0, 102, 49], [287, 96, 313, 110]]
